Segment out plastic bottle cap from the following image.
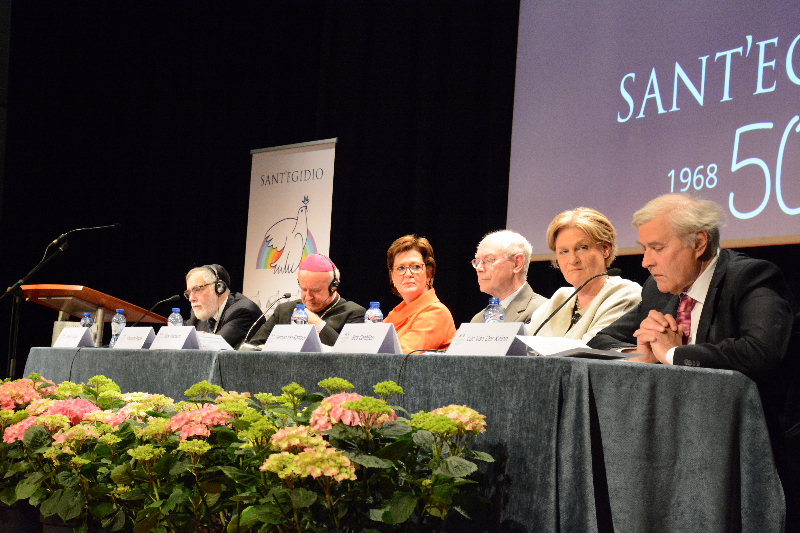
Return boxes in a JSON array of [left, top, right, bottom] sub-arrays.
[[370, 302, 380, 307], [488, 298, 500, 305], [84, 312, 91, 317], [116, 309, 124, 313], [172, 308, 180, 313], [296, 304, 305, 309]]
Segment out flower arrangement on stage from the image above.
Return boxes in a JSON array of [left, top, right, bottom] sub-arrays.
[[0, 373, 492, 532]]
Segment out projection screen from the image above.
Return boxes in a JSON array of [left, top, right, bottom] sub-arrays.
[[508, 1, 800, 259]]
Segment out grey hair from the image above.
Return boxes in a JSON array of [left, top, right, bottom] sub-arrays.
[[478, 230, 533, 276], [632, 194, 724, 261]]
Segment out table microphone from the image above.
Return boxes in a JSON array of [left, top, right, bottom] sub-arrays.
[[130, 294, 181, 328], [531, 268, 621, 336], [238, 292, 293, 350]]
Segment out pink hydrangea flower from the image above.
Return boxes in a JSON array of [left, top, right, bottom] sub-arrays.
[[165, 404, 231, 441], [270, 426, 324, 453], [0, 378, 53, 410], [45, 398, 100, 425], [309, 392, 363, 431], [26, 398, 55, 415], [3, 416, 38, 443], [430, 405, 486, 435], [52, 424, 101, 446], [83, 409, 128, 427]]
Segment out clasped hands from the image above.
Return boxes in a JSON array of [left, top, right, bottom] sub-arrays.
[[625, 310, 685, 364]]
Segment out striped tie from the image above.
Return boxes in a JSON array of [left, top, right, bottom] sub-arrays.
[[676, 294, 696, 345]]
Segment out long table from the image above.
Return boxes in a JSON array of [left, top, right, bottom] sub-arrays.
[[24, 347, 785, 533]]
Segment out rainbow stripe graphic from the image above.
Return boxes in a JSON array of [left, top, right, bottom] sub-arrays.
[[256, 230, 317, 269]]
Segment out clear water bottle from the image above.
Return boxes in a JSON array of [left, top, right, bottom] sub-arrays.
[[291, 304, 308, 325], [109, 309, 126, 347], [364, 302, 384, 323], [168, 308, 184, 327], [79, 312, 94, 328], [483, 297, 505, 323]]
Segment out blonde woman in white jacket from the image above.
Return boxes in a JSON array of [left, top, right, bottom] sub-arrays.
[[526, 207, 641, 343]]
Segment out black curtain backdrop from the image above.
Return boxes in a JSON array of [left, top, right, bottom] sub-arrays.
[[2, 1, 798, 376]]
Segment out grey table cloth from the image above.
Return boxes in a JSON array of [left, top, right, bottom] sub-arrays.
[[24, 348, 785, 532]]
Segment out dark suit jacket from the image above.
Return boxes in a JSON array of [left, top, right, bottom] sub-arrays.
[[589, 249, 798, 378], [185, 291, 262, 348], [248, 295, 366, 346], [470, 283, 547, 324]]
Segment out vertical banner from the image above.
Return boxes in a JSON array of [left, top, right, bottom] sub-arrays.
[[242, 139, 336, 312]]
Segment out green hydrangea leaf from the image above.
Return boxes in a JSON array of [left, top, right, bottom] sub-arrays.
[[0, 485, 18, 506], [412, 430, 435, 450], [301, 393, 324, 403], [56, 487, 83, 521], [22, 425, 50, 450], [374, 439, 414, 462], [374, 421, 412, 437], [110, 464, 134, 485], [133, 507, 162, 533], [464, 449, 495, 463], [290, 487, 317, 508], [343, 451, 393, 469], [15, 471, 46, 500], [370, 491, 417, 525], [39, 488, 63, 518], [432, 456, 477, 478], [101, 508, 126, 531], [56, 470, 80, 488]]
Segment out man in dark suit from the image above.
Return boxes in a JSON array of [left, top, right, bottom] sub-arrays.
[[184, 264, 262, 348], [247, 254, 366, 347], [470, 230, 546, 323], [589, 194, 800, 532]]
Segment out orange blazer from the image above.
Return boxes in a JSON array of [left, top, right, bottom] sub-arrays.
[[384, 288, 456, 353]]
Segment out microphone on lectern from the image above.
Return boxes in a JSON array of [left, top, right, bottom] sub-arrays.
[[238, 292, 293, 350], [531, 268, 621, 336], [51, 223, 122, 246]]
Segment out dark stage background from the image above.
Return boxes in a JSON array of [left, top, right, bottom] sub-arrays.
[[1, 1, 798, 377]]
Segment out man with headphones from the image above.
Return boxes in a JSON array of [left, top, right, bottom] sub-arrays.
[[247, 254, 366, 347], [184, 264, 262, 347]]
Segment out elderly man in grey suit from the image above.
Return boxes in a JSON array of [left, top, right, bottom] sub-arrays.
[[470, 230, 547, 323]]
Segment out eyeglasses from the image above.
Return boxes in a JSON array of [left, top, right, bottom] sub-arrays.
[[392, 263, 425, 276], [471, 256, 504, 269], [183, 282, 213, 299]]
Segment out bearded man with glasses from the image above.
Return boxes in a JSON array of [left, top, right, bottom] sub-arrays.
[[470, 230, 547, 324], [184, 264, 262, 347]]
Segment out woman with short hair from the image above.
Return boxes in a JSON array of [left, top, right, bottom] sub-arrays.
[[383, 235, 456, 353]]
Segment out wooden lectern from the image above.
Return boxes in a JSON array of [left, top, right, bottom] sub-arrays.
[[19, 284, 168, 348]]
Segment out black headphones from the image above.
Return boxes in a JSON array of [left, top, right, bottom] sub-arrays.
[[323, 256, 340, 294], [204, 265, 228, 295]]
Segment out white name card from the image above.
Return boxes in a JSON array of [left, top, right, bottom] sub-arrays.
[[149, 326, 200, 350], [445, 322, 528, 356], [196, 332, 234, 351], [263, 324, 322, 353], [53, 326, 95, 348], [113, 327, 156, 349], [332, 323, 402, 354]]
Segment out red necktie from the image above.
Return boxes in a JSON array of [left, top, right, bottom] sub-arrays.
[[676, 294, 696, 345]]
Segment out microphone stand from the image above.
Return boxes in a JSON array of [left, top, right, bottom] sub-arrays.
[[129, 296, 180, 329], [2, 239, 70, 378], [238, 293, 292, 350]]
